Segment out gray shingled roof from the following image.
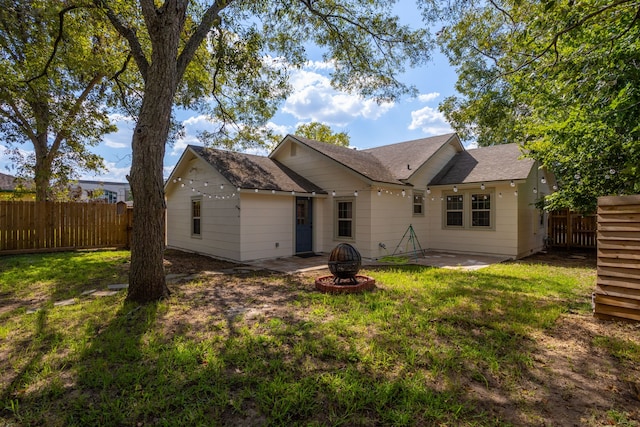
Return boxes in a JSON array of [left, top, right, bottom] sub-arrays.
[[0, 172, 17, 191], [190, 145, 325, 194], [363, 133, 458, 180], [286, 135, 403, 185], [429, 143, 534, 186]]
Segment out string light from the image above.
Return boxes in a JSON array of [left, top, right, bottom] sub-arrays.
[[354, 190, 358, 197], [480, 183, 485, 190], [453, 186, 458, 193], [377, 189, 381, 196], [514, 190, 518, 197], [426, 187, 431, 194], [540, 177, 546, 184], [533, 187, 537, 194], [332, 190, 336, 196], [401, 189, 406, 197], [510, 180, 515, 187]]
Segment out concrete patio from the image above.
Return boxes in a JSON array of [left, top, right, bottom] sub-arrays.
[[246, 251, 511, 274]]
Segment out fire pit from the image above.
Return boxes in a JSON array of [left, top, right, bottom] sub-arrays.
[[315, 243, 375, 293]]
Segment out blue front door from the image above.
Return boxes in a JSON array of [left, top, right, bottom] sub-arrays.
[[295, 197, 313, 253]]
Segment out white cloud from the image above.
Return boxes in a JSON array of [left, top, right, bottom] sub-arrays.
[[417, 92, 440, 103], [265, 121, 291, 137], [282, 66, 394, 126], [408, 100, 453, 136], [80, 160, 130, 182], [105, 140, 127, 149]]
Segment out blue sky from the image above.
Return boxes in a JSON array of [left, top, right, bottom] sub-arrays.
[[0, 5, 462, 183], [89, 52, 459, 183]]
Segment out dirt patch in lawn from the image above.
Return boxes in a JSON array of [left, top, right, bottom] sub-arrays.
[[161, 248, 640, 425]]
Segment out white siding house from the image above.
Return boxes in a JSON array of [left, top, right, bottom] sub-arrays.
[[165, 133, 553, 262]]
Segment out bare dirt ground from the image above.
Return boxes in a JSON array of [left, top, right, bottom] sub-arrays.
[[162, 249, 640, 426]]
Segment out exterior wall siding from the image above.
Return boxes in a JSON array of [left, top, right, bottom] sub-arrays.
[[165, 156, 241, 260], [517, 167, 550, 258], [239, 193, 294, 261], [273, 140, 373, 257], [426, 183, 520, 258]]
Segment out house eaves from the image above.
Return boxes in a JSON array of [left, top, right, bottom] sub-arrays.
[[273, 135, 405, 186], [429, 143, 534, 186], [188, 145, 326, 194]]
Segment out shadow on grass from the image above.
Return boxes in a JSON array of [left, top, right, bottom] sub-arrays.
[[1, 263, 637, 426]]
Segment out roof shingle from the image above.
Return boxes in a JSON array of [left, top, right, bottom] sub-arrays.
[[190, 145, 325, 193], [363, 133, 457, 180], [429, 143, 533, 185]]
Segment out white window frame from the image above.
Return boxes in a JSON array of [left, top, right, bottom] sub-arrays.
[[334, 197, 355, 241]]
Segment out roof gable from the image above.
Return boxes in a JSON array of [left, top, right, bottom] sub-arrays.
[[363, 133, 460, 180], [188, 145, 325, 193], [429, 143, 534, 185], [277, 135, 403, 185]]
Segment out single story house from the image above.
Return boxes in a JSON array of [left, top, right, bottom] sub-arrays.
[[165, 133, 554, 262]]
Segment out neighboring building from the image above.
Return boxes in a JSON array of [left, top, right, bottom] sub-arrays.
[[0, 172, 35, 200], [73, 180, 132, 203], [165, 133, 554, 262]]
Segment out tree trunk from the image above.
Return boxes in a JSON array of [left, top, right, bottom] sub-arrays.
[[126, 6, 184, 303], [126, 77, 173, 302]]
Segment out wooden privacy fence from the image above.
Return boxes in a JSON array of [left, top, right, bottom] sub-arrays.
[[595, 195, 640, 322], [0, 201, 132, 254], [547, 209, 597, 248]]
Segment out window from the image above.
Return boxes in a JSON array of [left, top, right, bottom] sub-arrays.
[[413, 191, 424, 216], [335, 199, 354, 239], [446, 195, 464, 227], [443, 190, 495, 230], [103, 190, 118, 204], [471, 194, 491, 227], [191, 197, 202, 237]]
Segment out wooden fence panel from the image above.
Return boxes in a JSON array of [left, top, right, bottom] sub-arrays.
[[0, 201, 132, 254], [547, 209, 597, 248], [595, 195, 640, 322]]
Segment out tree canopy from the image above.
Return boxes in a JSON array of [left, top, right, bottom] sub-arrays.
[[90, 0, 435, 302], [435, 0, 640, 212], [294, 122, 350, 147], [0, 1, 129, 201]]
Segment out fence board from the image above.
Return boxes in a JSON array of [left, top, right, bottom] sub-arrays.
[[547, 209, 597, 248], [595, 195, 640, 322], [0, 201, 132, 254]]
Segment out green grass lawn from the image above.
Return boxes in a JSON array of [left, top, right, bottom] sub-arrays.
[[0, 250, 638, 426]]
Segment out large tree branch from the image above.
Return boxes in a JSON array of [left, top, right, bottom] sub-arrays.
[[508, 0, 639, 73], [94, 0, 149, 81], [1, 101, 38, 143], [176, 0, 230, 81], [25, 6, 78, 83], [48, 74, 104, 160]]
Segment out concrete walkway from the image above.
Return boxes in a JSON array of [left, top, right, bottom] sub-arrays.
[[247, 251, 511, 274]]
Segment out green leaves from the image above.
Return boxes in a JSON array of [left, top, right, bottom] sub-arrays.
[[0, 0, 131, 200], [435, 0, 640, 212]]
